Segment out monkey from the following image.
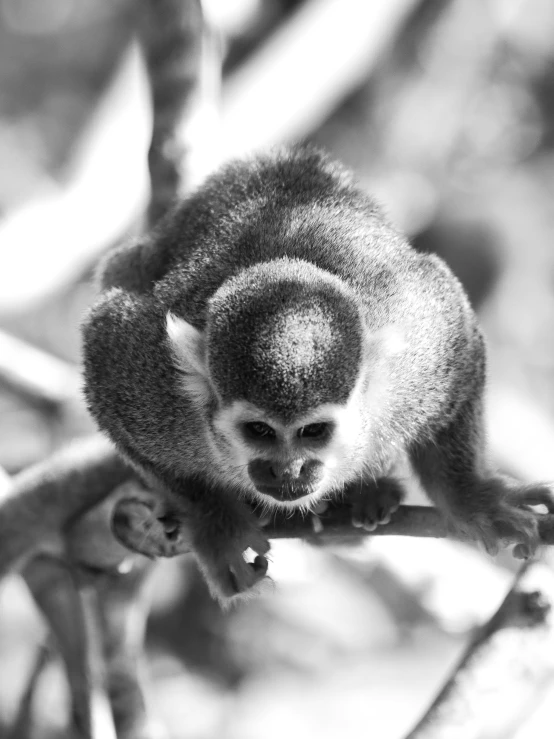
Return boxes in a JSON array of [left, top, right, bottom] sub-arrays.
[[82, 145, 552, 604]]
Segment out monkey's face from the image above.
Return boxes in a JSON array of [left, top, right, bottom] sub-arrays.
[[165, 260, 371, 509], [210, 396, 368, 510], [166, 306, 400, 510]]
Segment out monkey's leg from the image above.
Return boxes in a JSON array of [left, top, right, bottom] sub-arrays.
[[351, 477, 404, 532], [97, 563, 160, 739], [409, 400, 554, 557]]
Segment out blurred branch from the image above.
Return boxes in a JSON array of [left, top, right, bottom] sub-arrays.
[[0, 41, 150, 313], [376, 0, 500, 173], [0, 0, 424, 312], [0, 1, 220, 314], [221, 0, 423, 158], [0, 328, 81, 407], [405, 560, 554, 739]]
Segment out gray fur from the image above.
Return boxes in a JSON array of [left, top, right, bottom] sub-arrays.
[[208, 259, 363, 419], [84, 147, 477, 460], [82, 146, 551, 600]]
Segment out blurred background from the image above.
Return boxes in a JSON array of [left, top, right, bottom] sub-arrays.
[[2, 0, 554, 736]]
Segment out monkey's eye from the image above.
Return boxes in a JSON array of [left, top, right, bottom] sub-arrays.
[[244, 421, 276, 439], [297, 422, 331, 440]]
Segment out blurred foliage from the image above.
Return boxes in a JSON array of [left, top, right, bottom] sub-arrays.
[[0, 0, 137, 210]]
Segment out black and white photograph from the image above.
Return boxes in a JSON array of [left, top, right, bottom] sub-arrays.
[[1, 1, 554, 737]]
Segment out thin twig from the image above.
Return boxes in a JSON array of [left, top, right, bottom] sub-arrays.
[[405, 559, 554, 738], [2, 435, 554, 579]]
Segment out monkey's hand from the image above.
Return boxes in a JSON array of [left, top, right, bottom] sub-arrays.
[[112, 485, 194, 558], [486, 482, 554, 559], [440, 480, 554, 559], [191, 501, 270, 605], [350, 477, 404, 532]]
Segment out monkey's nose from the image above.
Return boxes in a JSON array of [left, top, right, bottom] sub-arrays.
[[269, 459, 304, 482], [248, 458, 324, 497]]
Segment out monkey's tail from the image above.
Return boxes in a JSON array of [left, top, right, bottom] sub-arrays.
[[138, 0, 206, 227]]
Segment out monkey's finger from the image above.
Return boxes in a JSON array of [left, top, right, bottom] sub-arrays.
[[226, 565, 252, 596], [353, 501, 399, 531], [229, 553, 268, 593], [200, 550, 267, 601], [361, 520, 379, 532], [157, 513, 181, 540], [252, 554, 268, 576], [247, 530, 270, 556], [210, 568, 240, 600], [227, 567, 240, 596], [112, 498, 192, 557], [516, 485, 554, 513], [513, 543, 531, 560]]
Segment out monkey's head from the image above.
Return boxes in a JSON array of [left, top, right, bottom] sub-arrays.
[[167, 259, 373, 510]]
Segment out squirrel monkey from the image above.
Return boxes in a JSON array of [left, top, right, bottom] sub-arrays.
[[82, 147, 551, 604]]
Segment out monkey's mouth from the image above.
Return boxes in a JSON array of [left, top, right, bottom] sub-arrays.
[[253, 482, 321, 506]]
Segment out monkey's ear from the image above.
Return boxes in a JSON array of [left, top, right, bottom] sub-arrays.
[[166, 313, 212, 404]]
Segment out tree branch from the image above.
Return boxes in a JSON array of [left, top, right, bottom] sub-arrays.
[[404, 559, 554, 738], [0, 328, 81, 407], [222, 0, 423, 158], [2, 434, 554, 580]]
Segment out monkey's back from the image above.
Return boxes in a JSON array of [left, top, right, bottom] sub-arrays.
[[149, 147, 484, 439], [85, 147, 485, 477]]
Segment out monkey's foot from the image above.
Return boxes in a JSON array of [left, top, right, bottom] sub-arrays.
[[112, 496, 192, 558], [351, 478, 403, 532], [447, 483, 554, 559], [193, 513, 270, 605], [504, 483, 554, 558]]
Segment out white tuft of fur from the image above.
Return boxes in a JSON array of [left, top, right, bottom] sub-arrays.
[[166, 312, 212, 406], [166, 312, 205, 375], [376, 325, 408, 356]]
